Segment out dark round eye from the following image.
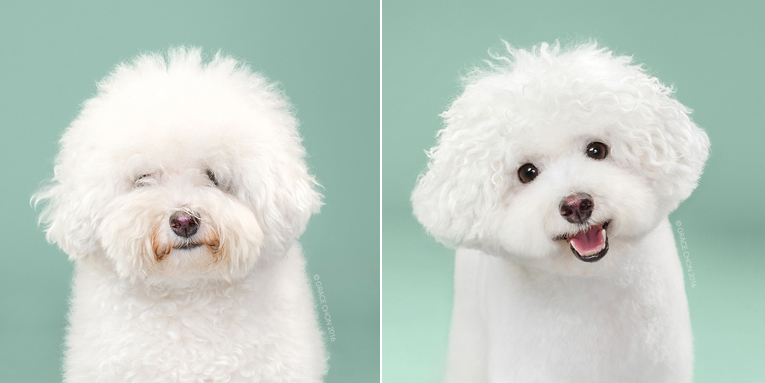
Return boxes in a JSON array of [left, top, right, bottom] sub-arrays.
[[518, 163, 539, 183], [205, 169, 219, 186], [586, 142, 608, 160]]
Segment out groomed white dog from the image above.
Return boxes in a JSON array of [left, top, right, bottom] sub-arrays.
[[412, 42, 709, 382], [34, 48, 326, 383]]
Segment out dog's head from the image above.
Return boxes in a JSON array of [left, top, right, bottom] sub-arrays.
[[412, 42, 709, 275], [34, 48, 321, 283]]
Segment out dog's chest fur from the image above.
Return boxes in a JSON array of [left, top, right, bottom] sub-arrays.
[[447, 220, 693, 383], [64, 247, 325, 383]]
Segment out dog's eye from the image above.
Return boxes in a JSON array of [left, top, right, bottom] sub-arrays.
[[134, 174, 152, 187], [518, 163, 539, 183], [206, 169, 219, 187], [586, 142, 608, 160]]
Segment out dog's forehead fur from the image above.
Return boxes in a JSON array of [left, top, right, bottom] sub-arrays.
[[449, 45, 669, 163], [439, 42, 707, 187], [72, 53, 292, 161], [52, 47, 307, 187]]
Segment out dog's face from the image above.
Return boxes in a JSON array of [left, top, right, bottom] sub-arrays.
[[96, 129, 269, 283], [412, 43, 709, 275], [35, 48, 321, 283]]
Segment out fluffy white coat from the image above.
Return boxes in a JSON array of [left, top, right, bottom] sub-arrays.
[[34, 48, 326, 383], [412, 42, 709, 383]]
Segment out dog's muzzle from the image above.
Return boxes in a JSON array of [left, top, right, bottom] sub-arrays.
[[557, 193, 609, 262]]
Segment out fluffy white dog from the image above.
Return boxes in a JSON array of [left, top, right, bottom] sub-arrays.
[[34, 48, 326, 383], [412, 42, 709, 383]]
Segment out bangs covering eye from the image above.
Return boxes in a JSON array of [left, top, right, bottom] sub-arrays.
[[206, 169, 219, 186], [134, 174, 152, 187]]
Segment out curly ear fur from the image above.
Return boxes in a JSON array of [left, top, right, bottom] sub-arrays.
[[32, 139, 115, 260], [241, 133, 323, 257], [609, 93, 709, 212], [411, 97, 510, 248], [33, 184, 93, 260], [412, 41, 709, 247]]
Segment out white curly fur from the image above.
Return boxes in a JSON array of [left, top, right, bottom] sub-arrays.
[[412, 42, 709, 382], [33, 48, 326, 383]]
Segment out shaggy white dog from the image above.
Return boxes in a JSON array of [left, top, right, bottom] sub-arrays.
[[34, 48, 326, 383], [412, 42, 709, 383]]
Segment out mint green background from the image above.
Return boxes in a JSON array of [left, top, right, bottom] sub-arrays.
[[383, 1, 764, 382], [0, 1, 379, 382]]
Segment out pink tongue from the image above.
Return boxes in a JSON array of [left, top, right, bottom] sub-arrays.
[[569, 225, 604, 255]]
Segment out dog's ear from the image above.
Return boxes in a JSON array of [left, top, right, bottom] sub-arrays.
[[243, 152, 322, 257], [655, 103, 710, 209], [33, 154, 109, 261], [412, 91, 508, 248], [616, 92, 710, 213]]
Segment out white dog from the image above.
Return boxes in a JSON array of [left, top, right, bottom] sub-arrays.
[[34, 48, 327, 383], [412, 42, 709, 383]]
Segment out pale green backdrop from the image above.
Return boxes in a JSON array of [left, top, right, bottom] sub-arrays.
[[383, 1, 764, 382], [0, 1, 379, 382]]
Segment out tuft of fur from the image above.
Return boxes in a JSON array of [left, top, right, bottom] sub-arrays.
[[412, 42, 709, 382], [33, 47, 326, 383]]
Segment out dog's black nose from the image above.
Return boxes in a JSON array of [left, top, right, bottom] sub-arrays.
[[169, 211, 199, 238], [559, 193, 594, 224]]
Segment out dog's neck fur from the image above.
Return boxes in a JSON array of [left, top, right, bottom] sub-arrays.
[[63, 245, 327, 382], [445, 219, 693, 383], [78, 246, 281, 291]]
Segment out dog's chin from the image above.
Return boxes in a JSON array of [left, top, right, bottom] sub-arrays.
[[554, 221, 611, 263], [174, 242, 204, 250]]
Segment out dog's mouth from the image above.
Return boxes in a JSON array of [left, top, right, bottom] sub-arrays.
[[174, 242, 203, 250], [555, 221, 610, 262]]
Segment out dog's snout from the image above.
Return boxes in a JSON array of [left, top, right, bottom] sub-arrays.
[[169, 211, 199, 238], [559, 193, 594, 224]]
